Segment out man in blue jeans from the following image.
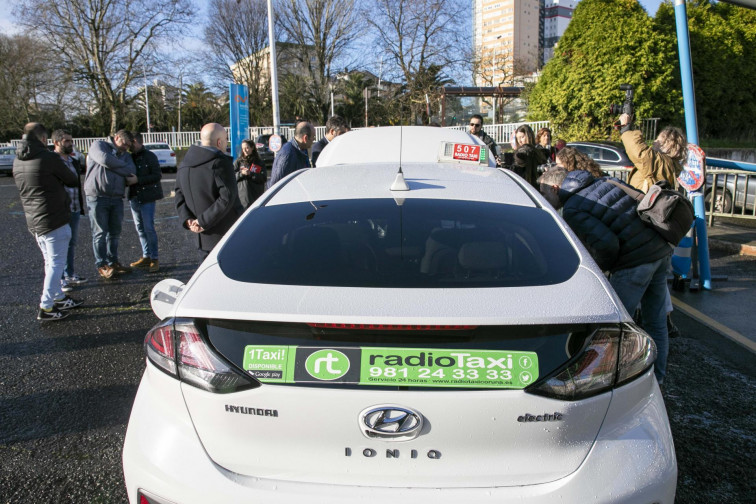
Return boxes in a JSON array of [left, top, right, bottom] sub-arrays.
[[13, 123, 84, 321], [85, 130, 138, 279], [52, 130, 87, 292], [539, 157, 672, 385], [127, 132, 163, 272]]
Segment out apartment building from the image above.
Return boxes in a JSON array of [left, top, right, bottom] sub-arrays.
[[542, 0, 579, 64]]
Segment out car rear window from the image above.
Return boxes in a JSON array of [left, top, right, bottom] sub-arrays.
[[0, 147, 14, 155], [218, 198, 579, 288], [146, 144, 171, 150]]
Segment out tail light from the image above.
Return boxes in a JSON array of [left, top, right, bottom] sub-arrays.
[[528, 323, 656, 400], [144, 319, 258, 393], [170, 152, 176, 157]]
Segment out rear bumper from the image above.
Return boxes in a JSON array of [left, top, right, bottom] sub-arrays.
[[123, 364, 676, 504]]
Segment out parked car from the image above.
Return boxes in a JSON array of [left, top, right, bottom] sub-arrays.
[[0, 145, 15, 175], [143, 142, 177, 172], [123, 126, 676, 504], [704, 169, 756, 213], [255, 133, 288, 169], [566, 141, 635, 178]]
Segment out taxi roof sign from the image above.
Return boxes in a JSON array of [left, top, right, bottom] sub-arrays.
[[438, 142, 488, 165]]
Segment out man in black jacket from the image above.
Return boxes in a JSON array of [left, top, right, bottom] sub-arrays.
[[175, 123, 243, 260], [312, 115, 348, 167], [468, 114, 500, 164], [128, 132, 163, 272], [13, 123, 84, 321]]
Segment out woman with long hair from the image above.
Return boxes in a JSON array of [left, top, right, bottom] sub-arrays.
[[510, 124, 546, 187], [234, 139, 267, 209]]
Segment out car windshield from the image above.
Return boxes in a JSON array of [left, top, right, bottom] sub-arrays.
[[0, 147, 14, 155], [218, 198, 579, 288]]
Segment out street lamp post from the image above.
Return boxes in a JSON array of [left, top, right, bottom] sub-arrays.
[[144, 64, 151, 135]]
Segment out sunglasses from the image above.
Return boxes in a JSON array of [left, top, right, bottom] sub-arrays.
[[470, 123, 482, 127]]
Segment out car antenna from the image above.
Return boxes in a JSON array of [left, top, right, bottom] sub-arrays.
[[390, 126, 410, 191]]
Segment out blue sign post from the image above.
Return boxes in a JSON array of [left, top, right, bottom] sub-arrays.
[[229, 83, 249, 161]]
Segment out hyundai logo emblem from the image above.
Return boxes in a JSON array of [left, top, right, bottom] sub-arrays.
[[359, 405, 424, 440]]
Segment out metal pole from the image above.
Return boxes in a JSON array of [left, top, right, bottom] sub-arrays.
[[267, 0, 280, 136], [675, 0, 711, 290], [330, 83, 334, 116], [144, 64, 151, 134], [364, 87, 368, 127], [178, 72, 182, 133]]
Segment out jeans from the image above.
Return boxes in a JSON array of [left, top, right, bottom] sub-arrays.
[[610, 253, 672, 384], [129, 199, 158, 259], [65, 211, 81, 278], [35, 225, 71, 309], [87, 196, 124, 268]]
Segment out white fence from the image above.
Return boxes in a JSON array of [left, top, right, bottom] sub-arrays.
[[7, 119, 659, 153]]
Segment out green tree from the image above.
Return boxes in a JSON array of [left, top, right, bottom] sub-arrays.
[[527, 0, 679, 140], [656, 0, 756, 141], [182, 83, 226, 131]]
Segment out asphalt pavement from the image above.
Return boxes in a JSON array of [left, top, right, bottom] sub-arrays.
[[0, 175, 753, 503]]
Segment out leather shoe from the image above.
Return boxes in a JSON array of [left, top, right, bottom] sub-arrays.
[[97, 265, 114, 279], [130, 257, 151, 268], [112, 262, 132, 274], [148, 260, 159, 273]]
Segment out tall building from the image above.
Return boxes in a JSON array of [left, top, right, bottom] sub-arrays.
[[472, 0, 541, 86], [542, 0, 580, 64]]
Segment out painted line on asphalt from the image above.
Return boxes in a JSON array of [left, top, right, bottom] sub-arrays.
[[672, 296, 756, 354]]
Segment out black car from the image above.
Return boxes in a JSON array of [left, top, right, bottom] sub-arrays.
[[255, 133, 288, 169], [567, 141, 635, 179]]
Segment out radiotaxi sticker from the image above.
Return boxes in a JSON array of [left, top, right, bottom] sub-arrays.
[[242, 345, 538, 389], [452, 143, 482, 162]]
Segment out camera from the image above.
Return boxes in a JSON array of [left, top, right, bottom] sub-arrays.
[[609, 84, 634, 117]]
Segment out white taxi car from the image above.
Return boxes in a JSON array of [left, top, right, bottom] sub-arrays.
[[143, 142, 177, 171], [123, 126, 676, 504]]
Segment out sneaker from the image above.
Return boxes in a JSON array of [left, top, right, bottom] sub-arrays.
[[130, 257, 151, 268], [64, 274, 88, 286], [61, 279, 73, 293], [37, 306, 70, 321], [54, 295, 84, 310], [98, 265, 114, 279], [112, 262, 132, 274], [148, 259, 159, 273]]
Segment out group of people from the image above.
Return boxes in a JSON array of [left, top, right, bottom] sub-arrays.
[[467, 116, 565, 187], [15, 112, 688, 391], [537, 114, 688, 386], [13, 123, 164, 321]]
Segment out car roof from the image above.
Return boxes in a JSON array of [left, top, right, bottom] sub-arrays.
[[268, 162, 536, 207], [316, 126, 495, 167]]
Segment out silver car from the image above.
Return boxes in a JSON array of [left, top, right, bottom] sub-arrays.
[[0, 146, 15, 175], [143, 142, 177, 172]]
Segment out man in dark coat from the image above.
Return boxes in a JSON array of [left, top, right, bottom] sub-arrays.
[[468, 114, 499, 163], [128, 132, 164, 272], [13, 123, 84, 321], [267, 121, 315, 188], [175, 123, 243, 260], [539, 161, 672, 385], [312, 115, 348, 167]]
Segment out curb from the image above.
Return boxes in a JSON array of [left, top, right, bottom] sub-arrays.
[[708, 238, 756, 257]]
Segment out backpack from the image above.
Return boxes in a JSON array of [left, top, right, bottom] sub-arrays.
[[607, 179, 695, 245]]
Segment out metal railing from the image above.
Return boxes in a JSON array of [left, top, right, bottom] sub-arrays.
[[705, 169, 756, 223]]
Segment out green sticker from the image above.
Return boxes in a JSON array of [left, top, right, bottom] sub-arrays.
[[242, 345, 538, 389]]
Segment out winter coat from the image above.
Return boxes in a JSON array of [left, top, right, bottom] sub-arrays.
[[311, 136, 330, 167], [13, 138, 79, 236], [84, 138, 136, 198], [473, 129, 499, 158], [267, 138, 311, 188], [512, 144, 547, 187], [559, 170, 671, 273], [128, 148, 164, 203], [622, 129, 682, 192], [234, 152, 266, 209], [175, 145, 243, 252]]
